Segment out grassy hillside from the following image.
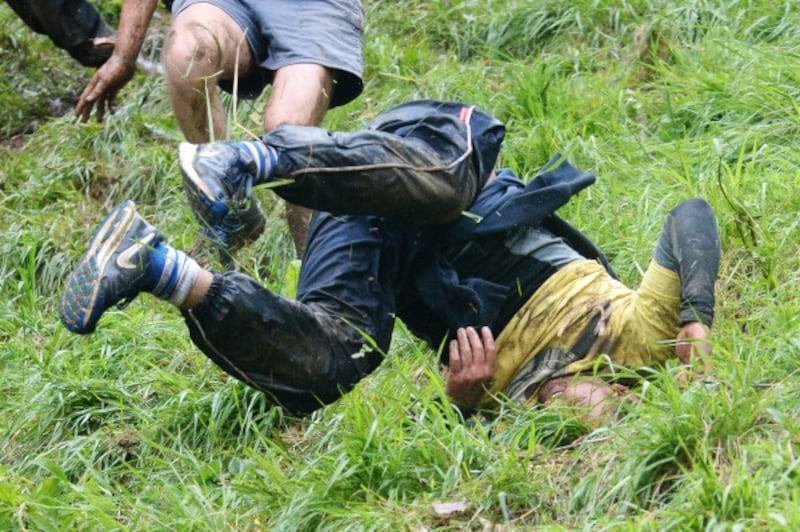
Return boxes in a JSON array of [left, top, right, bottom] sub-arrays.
[[1, 0, 799, 529]]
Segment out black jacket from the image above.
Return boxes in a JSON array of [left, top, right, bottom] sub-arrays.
[[398, 155, 615, 356]]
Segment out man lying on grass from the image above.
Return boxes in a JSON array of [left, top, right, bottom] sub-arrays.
[[60, 100, 720, 420]]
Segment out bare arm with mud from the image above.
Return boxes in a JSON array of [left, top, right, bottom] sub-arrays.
[[76, 0, 159, 122]]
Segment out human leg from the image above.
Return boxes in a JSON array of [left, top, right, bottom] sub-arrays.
[[263, 64, 334, 132], [165, 0, 364, 255], [59, 200, 210, 334], [653, 197, 720, 327], [627, 198, 720, 334], [163, 2, 254, 142], [242, 0, 364, 255], [60, 202, 398, 415], [263, 63, 336, 255], [263, 109, 487, 223], [179, 101, 506, 257], [250, 0, 365, 110], [183, 212, 395, 414]]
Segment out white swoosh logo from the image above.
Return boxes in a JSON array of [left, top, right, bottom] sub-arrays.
[[116, 233, 156, 269]]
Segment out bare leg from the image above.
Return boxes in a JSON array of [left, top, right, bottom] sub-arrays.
[[163, 3, 253, 143], [284, 203, 312, 257], [264, 64, 335, 256], [182, 269, 214, 309], [263, 64, 333, 131]]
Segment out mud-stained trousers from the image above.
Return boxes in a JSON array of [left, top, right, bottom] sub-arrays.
[[4, 0, 113, 67], [182, 101, 506, 415]]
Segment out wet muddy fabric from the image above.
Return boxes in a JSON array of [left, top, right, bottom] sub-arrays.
[[399, 160, 615, 346], [183, 268, 383, 415], [181, 163, 602, 415], [182, 100, 507, 414], [5, 0, 112, 66], [263, 100, 506, 224], [180, 101, 718, 415], [653, 198, 720, 327], [482, 198, 720, 406]]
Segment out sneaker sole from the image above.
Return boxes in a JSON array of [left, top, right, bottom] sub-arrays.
[[178, 141, 264, 253], [61, 200, 137, 334], [179, 142, 217, 217]]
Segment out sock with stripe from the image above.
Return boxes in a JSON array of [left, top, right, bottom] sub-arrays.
[[232, 140, 279, 183], [147, 241, 203, 307]]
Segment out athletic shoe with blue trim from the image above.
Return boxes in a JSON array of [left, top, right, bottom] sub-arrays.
[[179, 142, 266, 256], [60, 200, 161, 334]]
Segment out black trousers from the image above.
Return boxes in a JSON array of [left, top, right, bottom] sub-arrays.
[[4, 0, 111, 66], [183, 101, 505, 415]]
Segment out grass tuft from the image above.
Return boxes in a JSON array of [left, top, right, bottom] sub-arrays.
[[2, 0, 800, 528]]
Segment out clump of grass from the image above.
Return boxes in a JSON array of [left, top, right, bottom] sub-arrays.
[[2, 0, 800, 529]]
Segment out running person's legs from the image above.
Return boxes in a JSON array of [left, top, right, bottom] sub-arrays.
[[163, 2, 253, 142], [164, 0, 364, 254], [264, 63, 335, 256]]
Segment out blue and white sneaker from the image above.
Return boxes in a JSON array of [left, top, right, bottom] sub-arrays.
[[60, 200, 161, 334], [178, 142, 266, 255]]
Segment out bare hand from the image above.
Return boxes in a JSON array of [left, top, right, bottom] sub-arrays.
[[675, 321, 711, 385], [76, 55, 136, 122], [446, 326, 497, 410]]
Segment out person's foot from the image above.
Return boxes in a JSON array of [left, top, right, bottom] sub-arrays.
[[60, 200, 161, 334], [178, 142, 266, 257]]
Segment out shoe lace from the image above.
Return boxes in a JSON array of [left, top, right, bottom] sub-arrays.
[[228, 171, 255, 212]]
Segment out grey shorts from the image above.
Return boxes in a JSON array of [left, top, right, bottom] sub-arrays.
[[171, 0, 364, 108]]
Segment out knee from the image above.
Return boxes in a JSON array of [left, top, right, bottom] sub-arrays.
[[163, 24, 223, 84], [430, 174, 479, 223]]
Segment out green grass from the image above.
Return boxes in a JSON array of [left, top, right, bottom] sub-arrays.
[[2, 0, 800, 529]]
